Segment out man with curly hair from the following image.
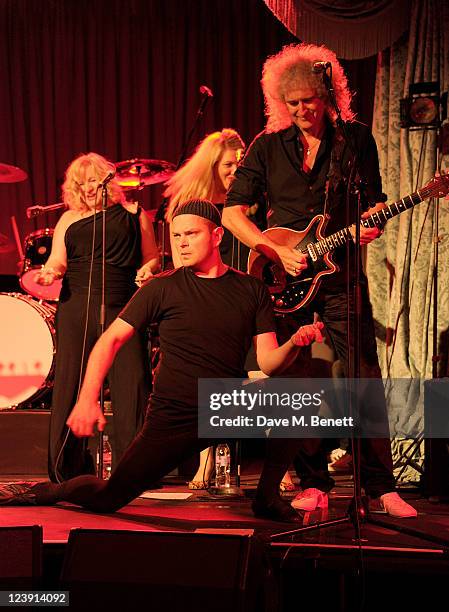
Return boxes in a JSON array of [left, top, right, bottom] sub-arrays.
[[223, 43, 416, 518]]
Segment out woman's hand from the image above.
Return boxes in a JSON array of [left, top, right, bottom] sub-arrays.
[[34, 267, 62, 286], [135, 263, 153, 287]]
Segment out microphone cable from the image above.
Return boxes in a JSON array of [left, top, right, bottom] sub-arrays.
[[54, 192, 102, 483]]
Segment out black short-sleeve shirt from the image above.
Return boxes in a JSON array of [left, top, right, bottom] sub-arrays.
[[119, 267, 275, 416]]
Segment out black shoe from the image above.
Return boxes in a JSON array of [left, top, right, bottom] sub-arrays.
[[0, 482, 38, 506], [252, 497, 302, 523]]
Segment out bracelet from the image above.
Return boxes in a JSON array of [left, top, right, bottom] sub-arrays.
[[42, 266, 63, 279]]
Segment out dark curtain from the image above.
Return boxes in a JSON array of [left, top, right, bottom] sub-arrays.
[[0, 0, 375, 275]]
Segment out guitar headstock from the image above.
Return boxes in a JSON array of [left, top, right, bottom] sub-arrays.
[[424, 172, 449, 198]]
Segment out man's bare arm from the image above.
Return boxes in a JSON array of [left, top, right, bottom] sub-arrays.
[[66, 318, 136, 437], [255, 322, 324, 376], [222, 205, 307, 274]]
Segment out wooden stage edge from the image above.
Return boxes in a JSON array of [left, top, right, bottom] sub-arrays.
[[1, 476, 449, 611]]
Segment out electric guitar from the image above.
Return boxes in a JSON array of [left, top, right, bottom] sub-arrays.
[[247, 174, 449, 314]]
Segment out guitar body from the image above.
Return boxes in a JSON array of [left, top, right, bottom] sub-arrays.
[[247, 215, 337, 313], [247, 174, 449, 314]]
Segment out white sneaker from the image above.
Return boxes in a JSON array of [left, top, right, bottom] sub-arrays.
[[380, 492, 417, 518], [291, 487, 328, 511]]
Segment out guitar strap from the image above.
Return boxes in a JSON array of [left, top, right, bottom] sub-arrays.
[[323, 125, 346, 217]]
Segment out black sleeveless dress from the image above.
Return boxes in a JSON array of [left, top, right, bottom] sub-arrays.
[[48, 205, 150, 482]]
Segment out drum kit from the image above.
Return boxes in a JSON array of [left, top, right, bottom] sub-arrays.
[[0, 158, 174, 410]]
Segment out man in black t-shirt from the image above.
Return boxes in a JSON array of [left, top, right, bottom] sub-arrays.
[[223, 43, 417, 518], [0, 200, 324, 523]]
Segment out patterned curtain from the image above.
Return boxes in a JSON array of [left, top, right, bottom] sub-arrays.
[[367, 0, 449, 479], [263, 0, 410, 59]]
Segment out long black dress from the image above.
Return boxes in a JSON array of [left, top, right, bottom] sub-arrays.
[[48, 204, 150, 482]]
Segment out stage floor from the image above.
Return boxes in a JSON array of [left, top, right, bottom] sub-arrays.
[[1, 472, 448, 550], [1, 471, 449, 612]]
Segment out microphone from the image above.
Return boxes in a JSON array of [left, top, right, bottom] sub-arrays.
[[312, 61, 332, 74], [26, 202, 65, 219], [98, 170, 116, 188], [199, 85, 213, 98]]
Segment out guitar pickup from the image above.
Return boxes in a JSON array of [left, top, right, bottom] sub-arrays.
[[306, 243, 318, 261]]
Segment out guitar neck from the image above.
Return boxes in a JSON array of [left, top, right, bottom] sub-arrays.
[[309, 186, 430, 256]]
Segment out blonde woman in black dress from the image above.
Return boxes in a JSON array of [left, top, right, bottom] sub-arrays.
[[36, 152, 159, 482]]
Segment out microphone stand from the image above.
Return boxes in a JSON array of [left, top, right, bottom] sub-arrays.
[[271, 65, 370, 542], [96, 185, 108, 479], [423, 127, 446, 500], [154, 89, 213, 270], [326, 62, 369, 534]]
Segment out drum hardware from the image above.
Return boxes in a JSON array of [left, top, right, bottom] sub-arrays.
[[19, 228, 62, 301], [0, 293, 55, 410], [10, 215, 24, 260], [0, 162, 27, 183], [115, 158, 175, 190], [26, 202, 65, 219]]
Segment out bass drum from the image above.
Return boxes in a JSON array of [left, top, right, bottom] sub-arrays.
[[0, 293, 56, 409], [20, 228, 62, 301]]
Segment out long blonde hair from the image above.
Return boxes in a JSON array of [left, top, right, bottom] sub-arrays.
[[262, 43, 355, 133], [62, 152, 124, 212], [164, 129, 244, 222]]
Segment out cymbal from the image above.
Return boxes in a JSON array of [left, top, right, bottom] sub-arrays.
[[0, 163, 28, 183], [115, 158, 175, 189]]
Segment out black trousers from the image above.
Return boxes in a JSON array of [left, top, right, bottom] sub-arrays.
[[41, 414, 206, 511], [48, 292, 150, 482], [37, 410, 304, 511], [275, 283, 395, 498]]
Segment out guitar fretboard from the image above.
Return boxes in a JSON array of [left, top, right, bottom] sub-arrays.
[[303, 186, 432, 257]]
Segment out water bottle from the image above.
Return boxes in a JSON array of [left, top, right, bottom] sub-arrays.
[[97, 435, 112, 480], [215, 443, 231, 488]]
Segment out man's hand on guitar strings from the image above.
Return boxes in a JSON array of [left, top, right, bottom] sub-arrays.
[[275, 244, 308, 276], [349, 221, 382, 245], [350, 203, 387, 245]]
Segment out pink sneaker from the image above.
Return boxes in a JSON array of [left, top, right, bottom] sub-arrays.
[[291, 488, 328, 511], [380, 492, 417, 518]]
